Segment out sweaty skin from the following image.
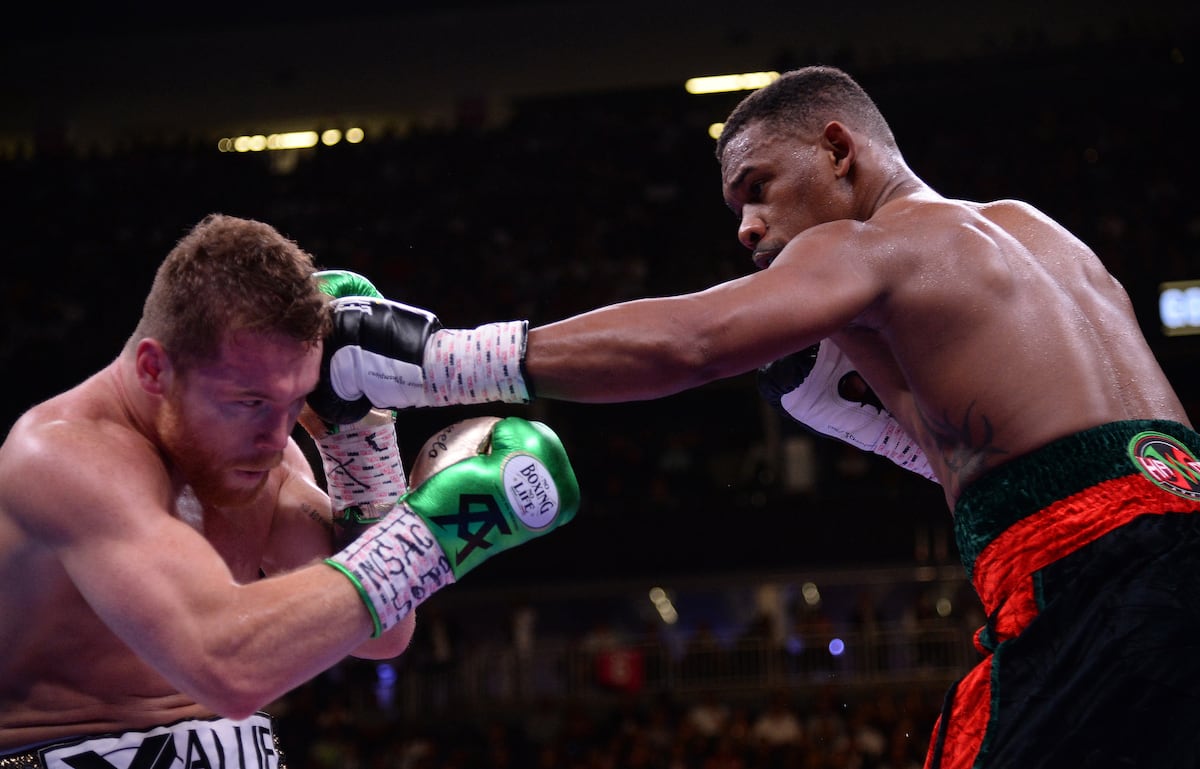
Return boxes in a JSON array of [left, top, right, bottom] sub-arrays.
[[523, 119, 1188, 505], [0, 330, 414, 750]]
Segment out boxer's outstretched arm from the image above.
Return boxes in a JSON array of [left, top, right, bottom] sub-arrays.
[[307, 221, 883, 411]]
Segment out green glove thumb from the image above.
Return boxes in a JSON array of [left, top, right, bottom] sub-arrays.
[[314, 269, 384, 299]]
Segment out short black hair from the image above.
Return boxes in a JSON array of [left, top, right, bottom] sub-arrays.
[[716, 65, 896, 161]]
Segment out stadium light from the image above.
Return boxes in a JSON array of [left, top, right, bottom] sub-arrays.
[[218, 127, 365, 153], [685, 71, 779, 95]]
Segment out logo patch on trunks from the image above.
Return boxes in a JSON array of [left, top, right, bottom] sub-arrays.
[[1129, 431, 1200, 500]]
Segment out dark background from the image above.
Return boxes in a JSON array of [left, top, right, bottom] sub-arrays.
[[2, 1, 1197, 588]]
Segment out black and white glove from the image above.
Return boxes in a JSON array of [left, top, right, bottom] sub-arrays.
[[307, 296, 530, 425], [758, 340, 937, 482]]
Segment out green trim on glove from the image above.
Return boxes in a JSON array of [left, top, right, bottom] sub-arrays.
[[314, 269, 384, 299], [325, 558, 384, 638]]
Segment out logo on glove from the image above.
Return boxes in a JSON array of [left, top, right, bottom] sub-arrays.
[[333, 298, 376, 315], [424, 454, 561, 567], [503, 454, 561, 529], [428, 494, 510, 566]]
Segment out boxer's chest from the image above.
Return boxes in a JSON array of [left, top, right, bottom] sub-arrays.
[[174, 486, 273, 583]]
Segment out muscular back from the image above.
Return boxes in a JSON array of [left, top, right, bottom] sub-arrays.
[[840, 196, 1188, 503]]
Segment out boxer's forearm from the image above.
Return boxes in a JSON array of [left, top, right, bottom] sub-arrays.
[[525, 298, 744, 402]]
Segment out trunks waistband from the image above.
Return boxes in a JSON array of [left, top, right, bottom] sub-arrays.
[[952, 420, 1200, 647], [953, 419, 1200, 579], [0, 714, 282, 769]]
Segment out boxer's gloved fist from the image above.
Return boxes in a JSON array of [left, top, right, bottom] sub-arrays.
[[326, 416, 579, 637], [308, 296, 531, 425], [307, 296, 444, 424], [759, 340, 938, 482], [404, 416, 579, 578], [314, 269, 384, 299]]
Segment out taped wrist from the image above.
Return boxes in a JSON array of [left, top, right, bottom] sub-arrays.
[[326, 505, 456, 638], [315, 410, 407, 526], [423, 320, 531, 405], [874, 421, 937, 481]]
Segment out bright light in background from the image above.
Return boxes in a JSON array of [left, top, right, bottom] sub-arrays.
[[374, 662, 396, 709], [231, 134, 267, 152], [267, 131, 319, 150], [685, 71, 779, 95], [1160, 279, 1200, 336], [219, 126, 365, 152], [648, 586, 678, 625], [697, 72, 777, 140], [801, 581, 821, 607], [828, 638, 845, 656]]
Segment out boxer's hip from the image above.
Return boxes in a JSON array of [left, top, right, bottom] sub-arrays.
[[926, 420, 1200, 768], [0, 714, 285, 769], [953, 418, 1200, 635]]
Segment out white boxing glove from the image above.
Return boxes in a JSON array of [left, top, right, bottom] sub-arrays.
[[758, 340, 938, 482]]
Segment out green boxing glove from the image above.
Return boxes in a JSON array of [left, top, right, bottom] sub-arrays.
[[326, 416, 580, 637], [314, 268, 384, 299]]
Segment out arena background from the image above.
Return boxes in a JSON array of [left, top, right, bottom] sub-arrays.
[[2, 3, 1198, 767]]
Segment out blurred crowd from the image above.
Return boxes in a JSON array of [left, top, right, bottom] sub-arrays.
[[271, 679, 945, 769]]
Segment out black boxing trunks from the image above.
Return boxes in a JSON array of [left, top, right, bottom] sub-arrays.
[[924, 420, 1200, 769], [0, 714, 285, 769]]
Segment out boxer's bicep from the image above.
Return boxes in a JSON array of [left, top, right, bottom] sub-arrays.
[[262, 439, 336, 575], [41, 436, 243, 657]]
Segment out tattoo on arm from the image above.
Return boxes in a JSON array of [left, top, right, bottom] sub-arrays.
[[301, 502, 333, 532]]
